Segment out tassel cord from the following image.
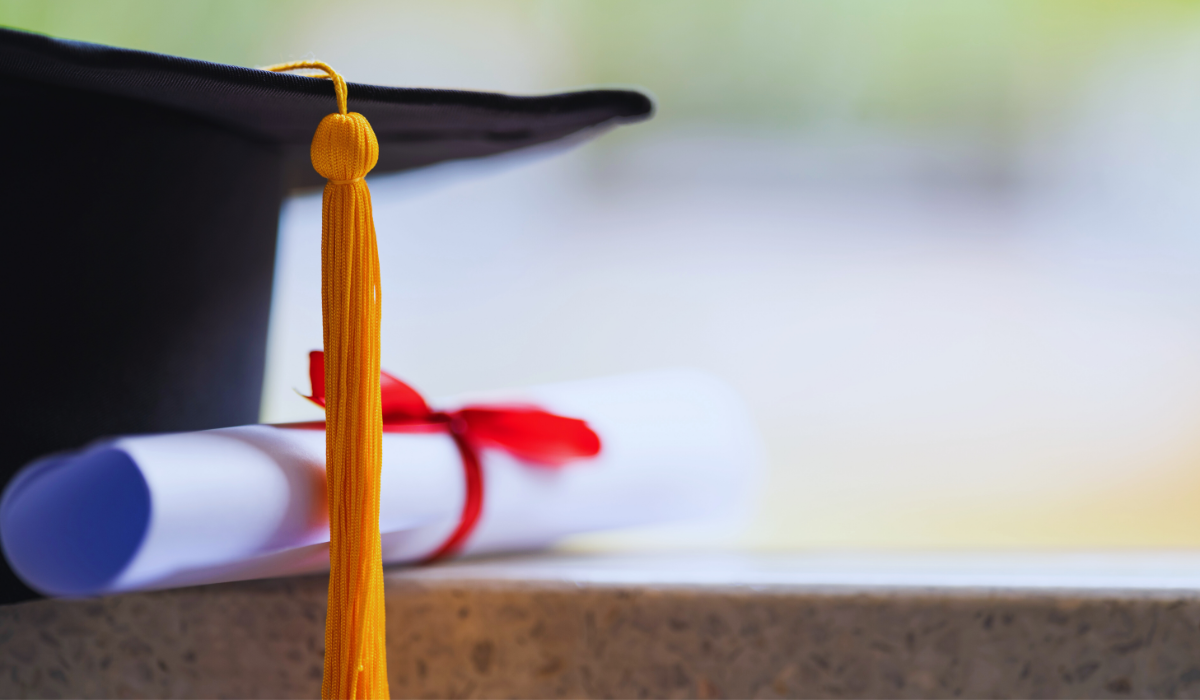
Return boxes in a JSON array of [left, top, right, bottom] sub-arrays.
[[266, 61, 389, 700]]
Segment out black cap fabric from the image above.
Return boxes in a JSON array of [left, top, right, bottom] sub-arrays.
[[0, 27, 650, 604], [0, 27, 653, 186]]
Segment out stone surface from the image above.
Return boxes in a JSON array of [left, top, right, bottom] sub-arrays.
[[3, 552, 1200, 698]]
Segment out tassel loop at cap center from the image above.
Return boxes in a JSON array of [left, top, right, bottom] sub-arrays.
[[262, 60, 349, 115]]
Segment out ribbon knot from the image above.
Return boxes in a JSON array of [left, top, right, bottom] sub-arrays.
[[300, 350, 601, 560]]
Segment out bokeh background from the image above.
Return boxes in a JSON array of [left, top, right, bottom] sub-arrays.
[[9, 0, 1200, 549]]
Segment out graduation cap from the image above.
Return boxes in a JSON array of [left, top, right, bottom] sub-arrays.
[[0, 25, 650, 686]]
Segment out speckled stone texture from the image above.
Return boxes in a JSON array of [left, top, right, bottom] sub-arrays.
[[3, 557, 1200, 698], [385, 584, 1200, 699]]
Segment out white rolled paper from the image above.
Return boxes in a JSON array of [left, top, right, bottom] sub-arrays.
[[1, 369, 762, 597]]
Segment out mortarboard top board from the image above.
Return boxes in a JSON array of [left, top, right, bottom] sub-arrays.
[[0, 26, 652, 603]]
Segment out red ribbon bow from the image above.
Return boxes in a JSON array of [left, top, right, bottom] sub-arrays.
[[299, 351, 601, 561]]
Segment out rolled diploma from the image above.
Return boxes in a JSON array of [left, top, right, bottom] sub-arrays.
[[1, 369, 761, 597]]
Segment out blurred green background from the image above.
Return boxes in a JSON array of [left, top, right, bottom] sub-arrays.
[[5, 0, 1197, 142]]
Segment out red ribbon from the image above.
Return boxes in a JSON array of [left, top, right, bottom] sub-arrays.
[[295, 350, 601, 562]]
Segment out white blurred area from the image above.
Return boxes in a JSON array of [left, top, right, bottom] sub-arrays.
[[256, 1, 1200, 550]]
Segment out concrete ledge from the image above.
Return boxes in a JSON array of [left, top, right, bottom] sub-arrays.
[[4, 553, 1200, 698]]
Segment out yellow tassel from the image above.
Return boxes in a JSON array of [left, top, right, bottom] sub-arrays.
[[266, 61, 388, 700]]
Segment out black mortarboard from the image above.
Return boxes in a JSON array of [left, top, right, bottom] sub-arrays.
[[0, 27, 650, 603]]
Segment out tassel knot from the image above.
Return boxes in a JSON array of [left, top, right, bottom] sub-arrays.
[[311, 113, 379, 182]]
